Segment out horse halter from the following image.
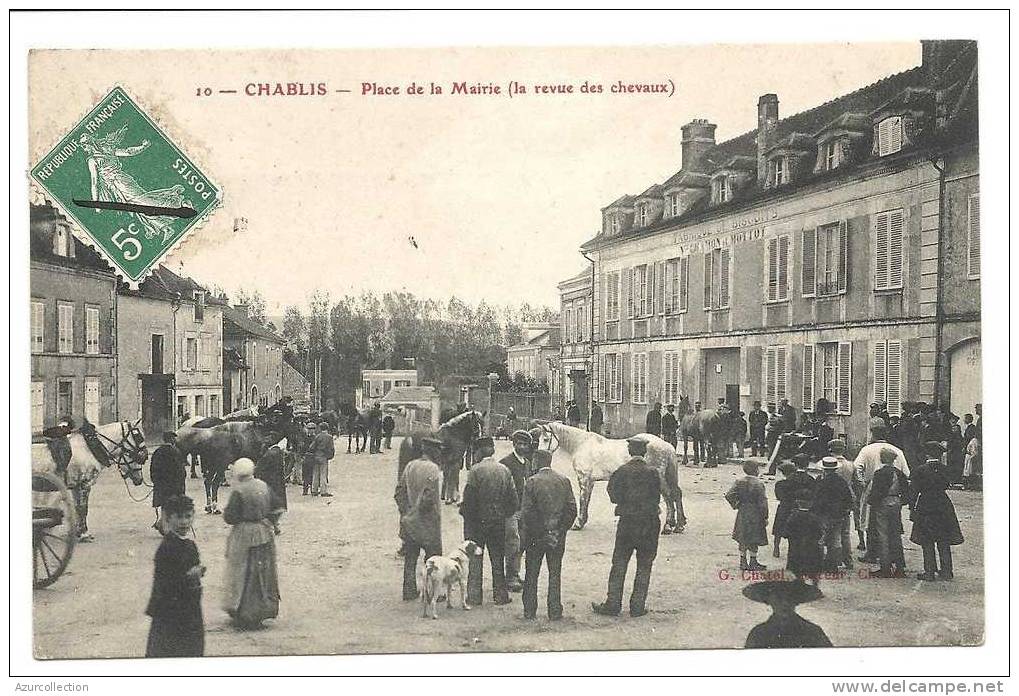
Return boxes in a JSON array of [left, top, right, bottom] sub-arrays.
[[541, 424, 560, 454], [93, 421, 148, 482]]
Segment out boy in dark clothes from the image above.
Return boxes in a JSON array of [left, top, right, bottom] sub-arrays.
[[784, 497, 825, 585], [145, 495, 205, 657], [771, 462, 797, 558]]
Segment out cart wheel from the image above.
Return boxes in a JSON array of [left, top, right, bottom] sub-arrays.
[[32, 471, 77, 589]]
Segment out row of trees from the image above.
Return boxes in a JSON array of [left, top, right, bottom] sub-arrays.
[[255, 289, 557, 407]]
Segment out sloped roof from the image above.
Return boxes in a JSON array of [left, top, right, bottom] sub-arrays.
[[558, 266, 593, 288], [507, 327, 561, 351], [380, 385, 439, 405], [29, 203, 115, 276], [119, 264, 226, 304], [223, 348, 247, 370], [283, 353, 308, 378], [222, 304, 286, 343]]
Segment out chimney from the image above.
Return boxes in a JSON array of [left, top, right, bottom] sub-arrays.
[[757, 94, 779, 184], [234, 303, 249, 317], [680, 119, 716, 171], [921, 39, 971, 80]]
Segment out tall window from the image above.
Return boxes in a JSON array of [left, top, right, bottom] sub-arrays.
[[824, 140, 841, 170], [637, 203, 650, 227], [633, 264, 650, 317], [602, 353, 621, 403], [766, 235, 789, 302], [186, 337, 198, 371], [31, 301, 45, 353], [703, 248, 731, 310], [665, 257, 689, 314], [57, 379, 73, 418], [631, 353, 648, 405], [663, 352, 681, 405], [85, 306, 100, 354], [210, 394, 220, 418], [669, 194, 681, 218], [968, 193, 980, 279], [575, 301, 585, 342], [195, 394, 206, 418], [712, 176, 731, 204], [764, 345, 788, 411], [605, 271, 620, 321], [771, 157, 788, 186], [803, 222, 848, 297], [805, 342, 852, 415], [57, 303, 74, 354], [564, 307, 573, 343], [873, 340, 902, 416], [31, 382, 45, 432], [84, 377, 100, 423], [193, 291, 206, 323], [874, 209, 904, 291], [876, 116, 903, 156]]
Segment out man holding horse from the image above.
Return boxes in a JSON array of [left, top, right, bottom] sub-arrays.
[[150, 432, 187, 534], [592, 437, 662, 618], [501, 430, 534, 592]]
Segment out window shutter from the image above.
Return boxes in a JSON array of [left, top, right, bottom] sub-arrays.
[[778, 235, 789, 300], [802, 344, 815, 411], [718, 248, 731, 308], [874, 213, 890, 290], [598, 273, 607, 335], [631, 356, 638, 403], [623, 267, 633, 319], [664, 261, 674, 314], [889, 117, 902, 154], [610, 272, 619, 320], [873, 341, 887, 405], [765, 348, 777, 406], [679, 256, 689, 312], [968, 194, 980, 278], [837, 220, 849, 294], [619, 353, 628, 404], [656, 260, 666, 315], [777, 346, 788, 402], [767, 238, 778, 301], [889, 210, 904, 288], [886, 340, 902, 416], [703, 252, 714, 310], [837, 341, 852, 415], [801, 228, 817, 297]]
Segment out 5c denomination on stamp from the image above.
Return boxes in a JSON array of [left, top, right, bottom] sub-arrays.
[[30, 86, 222, 286]]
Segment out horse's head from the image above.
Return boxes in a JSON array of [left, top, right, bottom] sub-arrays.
[[116, 419, 148, 486]]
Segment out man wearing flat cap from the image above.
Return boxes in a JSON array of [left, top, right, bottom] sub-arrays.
[[593, 436, 662, 618], [909, 441, 964, 581], [501, 430, 534, 592], [395, 437, 444, 600], [460, 436, 518, 605], [520, 449, 577, 620]]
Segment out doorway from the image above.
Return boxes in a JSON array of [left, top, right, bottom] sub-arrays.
[[702, 347, 741, 410], [151, 334, 164, 374], [140, 373, 175, 442]]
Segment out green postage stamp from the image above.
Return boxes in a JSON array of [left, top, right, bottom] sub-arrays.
[[30, 86, 222, 286]]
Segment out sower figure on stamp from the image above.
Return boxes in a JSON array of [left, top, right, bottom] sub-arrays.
[[592, 437, 662, 618], [395, 437, 444, 600], [500, 429, 534, 593], [460, 436, 518, 606], [520, 449, 576, 620], [910, 441, 964, 581]]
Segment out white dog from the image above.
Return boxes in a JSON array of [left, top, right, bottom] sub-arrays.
[[416, 539, 482, 619]]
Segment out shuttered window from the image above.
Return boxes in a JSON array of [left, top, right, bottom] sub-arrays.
[[767, 235, 789, 301], [764, 345, 788, 410], [606, 271, 620, 321], [802, 344, 815, 411], [876, 116, 903, 156], [663, 351, 681, 405], [718, 248, 731, 308], [85, 306, 100, 354], [58, 303, 74, 354], [968, 194, 980, 279], [873, 339, 902, 416], [655, 260, 666, 315], [664, 257, 690, 314], [575, 302, 585, 342], [703, 252, 714, 310], [564, 307, 573, 343], [31, 301, 45, 353], [704, 249, 730, 310], [623, 267, 634, 318], [812, 222, 848, 296], [631, 353, 648, 404], [602, 353, 622, 403], [874, 209, 904, 291], [837, 341, 852, 415], [84, 377, 100, 424], [801, 228, 816, 297], [31, 382, 45, 432], [679, 256, 689, 312]]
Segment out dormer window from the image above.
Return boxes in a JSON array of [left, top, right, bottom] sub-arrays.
[[770, 157, 789, 187], [876, 116, 903, 156], [610, 216, 621, 234], [712, 176, 731, 204], [637, 204, 650, 227], [824, 141, 841, 170], [668, 194, 681, 218], [193, 291, 206, 323]]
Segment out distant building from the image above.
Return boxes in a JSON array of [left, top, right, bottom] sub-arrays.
[[30, 203, 117, 432], [282, 354, 311, 410], [505, 323, 560, 383], [379, 385, 442, 432], [360, 367, 418, 406], [556, 267, 594, 419], [222, 304, 286, 412], [117, 265, 225, 436]]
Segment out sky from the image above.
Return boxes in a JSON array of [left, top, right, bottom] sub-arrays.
[[29, 43, 920, 316]]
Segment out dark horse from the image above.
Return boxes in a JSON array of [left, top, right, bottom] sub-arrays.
[[397, 410, 483, 504], [339, 404, 370, 454]]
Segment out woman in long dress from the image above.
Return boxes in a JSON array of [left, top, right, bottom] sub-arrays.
[[222, 458, 281, 629]]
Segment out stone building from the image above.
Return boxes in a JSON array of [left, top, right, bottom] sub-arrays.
[[117, 265, 225, 436], [282, 354, 311, 410], [221, 304, 286, 412], [30, 203, 117, 432], [505, 323, 560, 384], [580, 41, 979, 446], [555, 267, 594, 419]]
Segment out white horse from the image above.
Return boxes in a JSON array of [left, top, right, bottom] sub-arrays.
[[32, 420, 149, 541], [536, 421, 685, 534]]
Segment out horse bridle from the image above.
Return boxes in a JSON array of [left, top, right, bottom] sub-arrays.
[[541, 424, 560, 454], [93, 421, 148, 479]]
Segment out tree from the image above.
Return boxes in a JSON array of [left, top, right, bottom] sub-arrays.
[[234, 288, 268, 325], [281, 305, 307, 353]]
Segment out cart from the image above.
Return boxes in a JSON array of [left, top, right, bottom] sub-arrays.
[[32, 470, 77, 588]]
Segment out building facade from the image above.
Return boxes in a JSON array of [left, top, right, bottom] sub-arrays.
[[580, 41, 979, 447], [506, 323, 560, 384], [360, 368, 418, 405], [282, 355, 312, 410], [117, 266, 225, 434], [222, 304, 286, 412], [555, 268, 594, 418], [30, 203, 117, 432]]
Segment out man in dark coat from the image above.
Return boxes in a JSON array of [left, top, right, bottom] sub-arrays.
[[645, 402, 662, 438], [661, 404, 679, 449], [460, 436, 518, 606], [779, 399, 797, 434], [395, 437, 444, 600], [813, 457, 855, 570], [748, 401, 768, 457], [368, 403, 384, 454], [255, 444, 287, 534], [520, 449, 577, 620], [150, 432, 187, 533], [867, 448, 910, 578], [500, 430, 534, 592], [381, 412, 395, 450], [592, 438, 662, 618], [589, 401, 604, 434], [911, 441, 964, 581], [566, 401, 581, 428]]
